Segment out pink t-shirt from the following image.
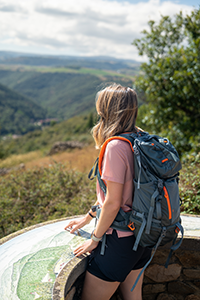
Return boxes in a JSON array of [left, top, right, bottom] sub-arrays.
[[96, 139, 134, 237]]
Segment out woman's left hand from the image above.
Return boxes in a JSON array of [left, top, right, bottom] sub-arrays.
[[73, 239, 99, 257]]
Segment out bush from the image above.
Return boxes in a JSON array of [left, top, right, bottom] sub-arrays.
[[0, 163, 96, 238], [179, 154, 200, 214]]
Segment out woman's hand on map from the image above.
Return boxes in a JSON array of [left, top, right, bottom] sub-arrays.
[[73, 239, 99, 257], [64, 215, 90, 234]]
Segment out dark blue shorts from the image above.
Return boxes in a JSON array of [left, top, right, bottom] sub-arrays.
[[87, 230, 152, 282]]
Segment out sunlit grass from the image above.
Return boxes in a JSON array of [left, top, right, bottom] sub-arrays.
[[0, 151, 43, 169], [0, 145, 99, 173]]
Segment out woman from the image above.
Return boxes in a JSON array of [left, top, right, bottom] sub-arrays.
[[65, 84, 151, 300]]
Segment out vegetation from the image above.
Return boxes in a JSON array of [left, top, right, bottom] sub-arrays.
[[0, 163, 96, 238], [180, 154, 200, 215], [133, 8, 200, 156], [0, 83, 46, 136], [0, 151, 199, 239]]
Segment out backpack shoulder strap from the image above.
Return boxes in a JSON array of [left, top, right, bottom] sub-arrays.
[[98, 134, 135, 180], [88, 129, 146, 192]]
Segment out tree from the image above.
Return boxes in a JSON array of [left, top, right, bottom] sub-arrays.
[[133, 9, 200, 154]]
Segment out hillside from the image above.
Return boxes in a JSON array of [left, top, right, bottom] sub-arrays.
[[0, 67, 135, 120], [0, 113, 94, 159], [0, 83, 46, 135]]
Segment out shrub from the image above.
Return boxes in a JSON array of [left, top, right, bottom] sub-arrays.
[[0, 163, 96, 238], [179, 154, 200, 214]]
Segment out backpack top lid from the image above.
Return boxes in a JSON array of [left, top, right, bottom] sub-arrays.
[[98, 130, 182, 181], [126, 131, 182, 179]]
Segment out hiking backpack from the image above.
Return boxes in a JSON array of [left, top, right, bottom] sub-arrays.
[[89, 129, 184, 290]]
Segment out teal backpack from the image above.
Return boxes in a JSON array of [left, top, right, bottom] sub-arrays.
[[89, 130, 184, 290]]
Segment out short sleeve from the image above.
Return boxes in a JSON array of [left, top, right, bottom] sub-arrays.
[[101, 140, 130, 184]]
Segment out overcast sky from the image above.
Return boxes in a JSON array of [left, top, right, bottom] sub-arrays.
[[0, 0, 198, 61]]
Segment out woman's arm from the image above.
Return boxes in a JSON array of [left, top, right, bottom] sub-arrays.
[[64, 200, 99, 233], [92, 180, 123, 238], [73, 180, 123, 256]]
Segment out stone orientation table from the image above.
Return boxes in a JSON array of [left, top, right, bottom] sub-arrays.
[[0, 214, 199, 300]]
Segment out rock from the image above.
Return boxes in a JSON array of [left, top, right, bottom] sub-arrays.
[[48, 141, 84, 155], [157, 293, 177, 300], [168, 281, 197, 295], [193, 281, 200, 288], [0, 168, 10, 175], [175, 251, 200, 268], [19, 163, 25, 169], [145, 264, 182, 282], [143, 294, 157, 300], [183, 269, 200, 280], [173, 295, 184, 300], [151, 249, 176, 265], [185, 295, 200, 300], [143, 283, 166, 294]]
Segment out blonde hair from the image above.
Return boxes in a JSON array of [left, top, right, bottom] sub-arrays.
[[92, 84, 138, 148]]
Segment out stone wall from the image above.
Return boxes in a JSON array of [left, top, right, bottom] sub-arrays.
[[142, 237, 200, 300], [53, 237, 200, 300]]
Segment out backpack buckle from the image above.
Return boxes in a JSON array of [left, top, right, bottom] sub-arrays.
[[175, 226, 180, 234], [128, 221, 135, 231]]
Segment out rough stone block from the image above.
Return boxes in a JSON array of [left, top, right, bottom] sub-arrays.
[[194, 281, 200, 288], [157, 293, 177, 300], [143, 276, 155, 283], [143, 294, 157, 300], [175, 251, 200, 268], [172, 295, 184, 300], [143, 283, 166, 294], [185, 295, 200, 300], [151, 250, 177, 265], [183, 269, 200, 280], [145, 264, 182, 282], [168, 281, 197, 295]]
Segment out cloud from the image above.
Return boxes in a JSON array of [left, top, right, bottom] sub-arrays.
[[0, 0, 194, 60], [0, 5, 19, 12]]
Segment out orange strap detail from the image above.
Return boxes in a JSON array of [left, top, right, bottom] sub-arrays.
[[163, 186, 172, 220], [98, 136, 134, 182], [162, 158, 169, 163], [128, 221, 135, 231]]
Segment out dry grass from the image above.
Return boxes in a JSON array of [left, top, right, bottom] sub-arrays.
[[0, 151, 43, 169], [0, 145, 99, 173], [29, 146, 99, 173]]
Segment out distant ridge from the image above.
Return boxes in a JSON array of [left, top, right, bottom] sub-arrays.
[[0, 50, 140, 70]]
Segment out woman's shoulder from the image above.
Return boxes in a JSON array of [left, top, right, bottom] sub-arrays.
[[106, 138, 132, 154]]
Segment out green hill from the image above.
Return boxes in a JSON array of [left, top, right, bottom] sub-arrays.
[[0, 83, 46, 135], [0, 67, 135, 121]]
